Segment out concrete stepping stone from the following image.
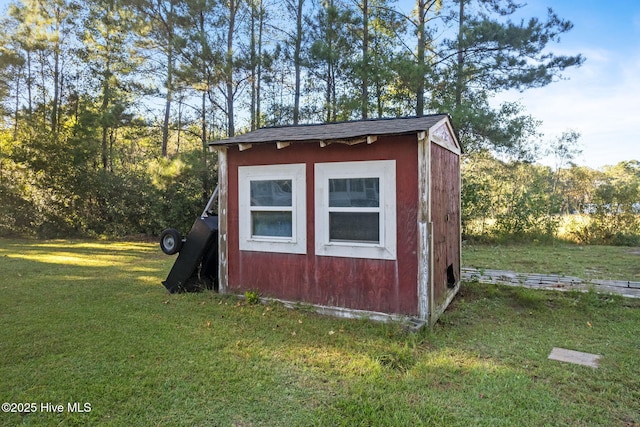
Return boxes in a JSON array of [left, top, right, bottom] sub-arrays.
[[548, 347, 601, 368]]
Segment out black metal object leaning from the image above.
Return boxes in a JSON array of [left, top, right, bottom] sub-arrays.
[[162, 215, 219, 293]]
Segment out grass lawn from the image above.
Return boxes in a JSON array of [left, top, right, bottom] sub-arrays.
[[463, 242, 640, 281], [0, 239, 639, 426]]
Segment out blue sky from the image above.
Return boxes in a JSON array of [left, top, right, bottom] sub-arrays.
[[489, 0, 640, 168], [1, 0, 638, 168]]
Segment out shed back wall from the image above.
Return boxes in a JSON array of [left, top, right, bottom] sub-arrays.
[[226, 136, 420, 315], [430, 143, 461, 306]]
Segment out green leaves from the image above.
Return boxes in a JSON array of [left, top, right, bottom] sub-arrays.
[[0, 0, 592, 237], [431, 0, 584, 157], [462, 149, 640, 245]]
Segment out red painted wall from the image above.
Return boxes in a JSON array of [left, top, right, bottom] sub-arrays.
[[226, 136, 420, 315]]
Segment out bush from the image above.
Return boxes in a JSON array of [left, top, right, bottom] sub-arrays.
[[0, 147, 215, 238], [564, 213, 640, 246]]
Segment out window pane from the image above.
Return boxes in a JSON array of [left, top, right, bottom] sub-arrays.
[[250, 180, 292, 206], [252, 211, 292, 237], [329, 212, 379, 243], [329, 178, 379, 207]]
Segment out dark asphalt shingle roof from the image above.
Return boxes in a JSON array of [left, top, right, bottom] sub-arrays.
[[209, 114, 450, 146]]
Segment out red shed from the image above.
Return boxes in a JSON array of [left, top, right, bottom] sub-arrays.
[[209, 115, 462, 326]]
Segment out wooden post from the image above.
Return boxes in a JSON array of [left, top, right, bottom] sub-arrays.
[[417, 131, 430, 321], [217, 147, 229, 293]]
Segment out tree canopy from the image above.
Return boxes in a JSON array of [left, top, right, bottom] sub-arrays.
[[0, 0, 614, 240]]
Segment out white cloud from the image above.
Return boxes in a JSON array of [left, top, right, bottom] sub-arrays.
[[493, 48, 640, 168]]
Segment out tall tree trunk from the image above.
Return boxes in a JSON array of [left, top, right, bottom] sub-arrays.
[[226, 0, 236, 137], [162, 52, 172, 157], [39, 51, 48, 124], [361, 0, 369, 119], [256, 2, 263, 129], [293, 0, 303, 124], [27, 50, 33, 116], [101, 79, 110, 170], [375, 76, 383, 118], [250, 0, 256, 130], [201, 90, 209, 202], [51, 4, 61, 134], [325, 58, 332, 122], [13, 74, 20, 137], [52, 48, 60, 133], [176, 98, 182, 153], [199, 30, 208, 147], [201, 90, 207, 147], [416, 0, 426, 116], [198, 8, 210, 202], [330, 60, 336, 121], [109, 128, 115, 172], [248, 0, 264, 130], [100, 41, 112, 171], [161, 11, 174, 158], [455, 0, 465, 109], [200, 92, 211, 203]]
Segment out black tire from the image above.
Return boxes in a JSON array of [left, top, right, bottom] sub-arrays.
[[160, 228, 183, 255]]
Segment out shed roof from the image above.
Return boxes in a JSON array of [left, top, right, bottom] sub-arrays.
[[209, 114, 451, 146]]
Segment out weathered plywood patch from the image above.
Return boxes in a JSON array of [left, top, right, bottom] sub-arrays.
[[548, 347, 601, 368]]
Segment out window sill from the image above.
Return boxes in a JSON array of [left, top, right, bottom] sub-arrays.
[[315, 242, 396, 260], [240, 238, 307, 254]]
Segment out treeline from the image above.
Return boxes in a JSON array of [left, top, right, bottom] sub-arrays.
[[463, 153, 640, 246], [0, 0, 588, 238]]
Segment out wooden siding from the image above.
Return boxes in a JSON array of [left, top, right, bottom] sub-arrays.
[[226, 136, 420, 315], [430, 143, 461, 308]]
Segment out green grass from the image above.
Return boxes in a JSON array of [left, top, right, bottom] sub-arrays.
[[1, 239, 639, 426], [463, 242, 640, 281]]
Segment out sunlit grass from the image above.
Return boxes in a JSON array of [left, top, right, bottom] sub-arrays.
[[463, 242, 640, 280], [3, 241, 156, 268], [6, 252, 122, 267], [0, 239, 638, 426]]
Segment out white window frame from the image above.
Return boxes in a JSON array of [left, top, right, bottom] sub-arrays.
[[238, 163, 306, 254], [315, 160, 396, 260]]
